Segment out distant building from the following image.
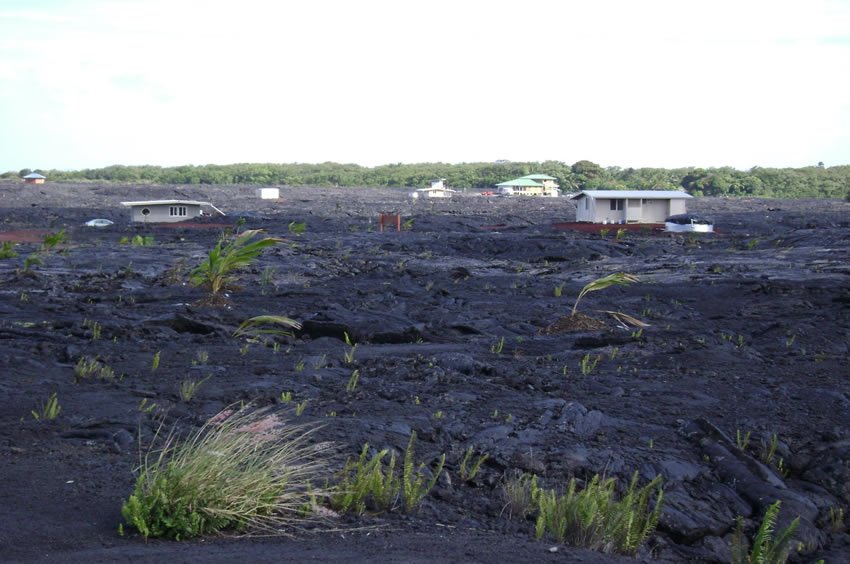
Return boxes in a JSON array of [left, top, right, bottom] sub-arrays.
[[23, 172, 46, 184], [496, 174, 559, 197], [121, 199, 225, 223], [410, 179, 455, 199], [256, 187, 280, 200], [570, 190, 693, 223]]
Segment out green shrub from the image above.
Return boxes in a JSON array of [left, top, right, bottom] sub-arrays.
[[121, 407, 332, 539], [533, 471, 663, 555]]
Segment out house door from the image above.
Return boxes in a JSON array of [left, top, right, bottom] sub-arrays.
[[626, 199, 642, 222]]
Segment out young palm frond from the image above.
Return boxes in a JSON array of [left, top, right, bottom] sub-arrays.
[[190, 229, 282, 300], [233, 315, 303, 340], [572, 273, 640, 316]]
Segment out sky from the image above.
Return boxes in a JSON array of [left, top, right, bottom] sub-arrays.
[[1, 0, 849, 172]]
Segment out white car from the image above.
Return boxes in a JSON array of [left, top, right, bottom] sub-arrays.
[[84, 219, 114, 227]]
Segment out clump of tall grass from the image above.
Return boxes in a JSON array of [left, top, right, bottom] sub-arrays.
[[533, 471, 663, 556], [121, 406, 333, 539]]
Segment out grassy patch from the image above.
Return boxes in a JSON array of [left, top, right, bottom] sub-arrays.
[[121, 406, 332, 539]]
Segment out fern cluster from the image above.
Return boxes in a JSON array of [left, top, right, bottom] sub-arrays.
[[731, 500, 800, 564], [330, 431, 445, 514], [533, 471, 663, 555]]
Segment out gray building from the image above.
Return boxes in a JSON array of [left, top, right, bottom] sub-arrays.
[[570, 190, 693, 224], [121, 200, 224, 223]]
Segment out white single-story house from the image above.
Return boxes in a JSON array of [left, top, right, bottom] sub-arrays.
[[120, 200, 226, 223], [570, 190, 693, 224], [23, 172, 46, 184], [256, 187, 280, 200], [410, 187, 456, 199], [496, 174, 559, 197]]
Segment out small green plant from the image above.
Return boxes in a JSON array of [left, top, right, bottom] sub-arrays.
[[490, 336, 505, 354], [151, 351, 161, 372], [295, 400, 308, 416], [828, 506, 845, 532], [138, 398, 157, 414], [553, 283, 565, 297], [83, 319, 102, 341], [130, 235, 155, 246], [19, 291, 29, 302], [736, 429, 752, 451], [343, 332, 358, 365], [731, 500, 799, 564], [500, 471, 539, 519], [346, 369, 360, 393], [579, 352, 601, 376], [260, 266, 276, 294], [74, 356, 115, 381], [279, 391, 292, 403], [533, 471, 663, 556], [239, 344, 249, 356], [599, 228, 610, 239], [288, 221, 307, 235], [190, 229, 282, 303], [0, 241, 18, 259], [195, 350, 209, 365], [294, 359, 305, 372], [571, 272, 640, 317], [745, 238, 760, 251], [785, 334, 796, 348], [41, 229, 68, 252], [615, 228, 627, 240], [401, 218, 414, 231], [179, 376, 210, 402], [18, 253, 43, 275], [121, 406, 332, 539], [433, 410, 444, 419], [31, 392, 61, 421], [458, 447, 489, 482]]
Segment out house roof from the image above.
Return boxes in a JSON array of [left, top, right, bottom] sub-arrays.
[[497, 178, 544, 187], [416, 187, 456, 192], [570, 190, 693, 200], [23, 172, 46, 179], [521, 174, 557, 180], [120, 200, 211, 207]]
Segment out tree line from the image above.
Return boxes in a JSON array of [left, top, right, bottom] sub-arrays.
[[6, 161, 849, 199]]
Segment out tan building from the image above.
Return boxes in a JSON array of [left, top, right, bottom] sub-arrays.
[[23, 173, 46, 184], [496, 174, 559, 197], [571, 190, 693, 224]]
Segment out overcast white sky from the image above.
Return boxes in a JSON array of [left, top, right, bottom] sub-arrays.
[[1, 0, 849, 171]]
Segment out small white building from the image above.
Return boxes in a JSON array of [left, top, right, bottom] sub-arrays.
[[256, 187, 280, 200], [496, 174, 560, 197], [410, 179, 455, 199], [571, 190, 692, 224], [121, 200, 225, 223]]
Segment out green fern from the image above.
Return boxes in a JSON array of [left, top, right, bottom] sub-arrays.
[[732, 500, 800, 564]]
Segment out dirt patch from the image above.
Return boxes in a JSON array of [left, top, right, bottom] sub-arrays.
[[0, 229, 50, 243], [1, 182, 849, 562]]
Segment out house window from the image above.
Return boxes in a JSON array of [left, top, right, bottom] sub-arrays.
[[584, 198, 589, 210], [609, 199, 624, 211], [170, 206, 187, 217], [141, 208, 150, 216]]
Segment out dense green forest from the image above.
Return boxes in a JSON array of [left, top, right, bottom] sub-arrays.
[[5, 160, 849, 199]]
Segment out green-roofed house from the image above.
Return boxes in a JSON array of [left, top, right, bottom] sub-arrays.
[[495, 174, 560, 197]]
